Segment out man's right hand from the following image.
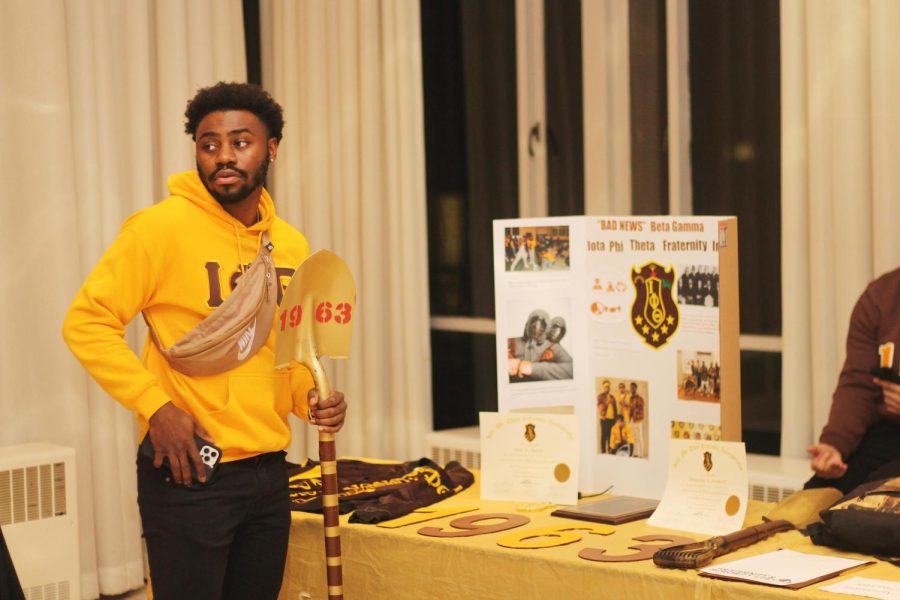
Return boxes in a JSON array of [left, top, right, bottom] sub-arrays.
[[148, 402, 212, 485], [807, 442, 847, 479], [874, 377, 900, 416]]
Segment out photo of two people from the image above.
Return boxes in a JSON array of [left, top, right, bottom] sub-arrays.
[[507, 308, 573, 383]]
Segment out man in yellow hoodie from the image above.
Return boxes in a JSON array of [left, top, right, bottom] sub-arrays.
[[63, 82, 347, 600]]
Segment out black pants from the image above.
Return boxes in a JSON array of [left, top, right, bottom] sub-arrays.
[[804, 420, 900, 495], [600, 419, 615, 453], [137, 450, 291, 600]]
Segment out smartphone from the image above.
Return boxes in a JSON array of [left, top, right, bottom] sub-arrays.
[[870, 367, 900, 385], [139, 434, 221, 484]]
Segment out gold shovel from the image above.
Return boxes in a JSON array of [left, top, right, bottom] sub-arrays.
[[275, 250, 356, 600], [652, 487, 842, 569]]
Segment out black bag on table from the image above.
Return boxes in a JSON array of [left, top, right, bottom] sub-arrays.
[[808, 475, 900, 558]]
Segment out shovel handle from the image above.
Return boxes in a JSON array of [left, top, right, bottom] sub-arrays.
[[718, 519, 794, 554], [653, 519, 794, 569], [307, 353, 344, 600], [319, 430, 343, 599]]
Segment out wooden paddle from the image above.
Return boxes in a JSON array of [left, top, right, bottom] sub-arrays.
[[652, 487, 842, 569], [275, 250, 356, 600]]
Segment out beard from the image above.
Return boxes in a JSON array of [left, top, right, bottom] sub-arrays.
[[198, 158, 270, 206]]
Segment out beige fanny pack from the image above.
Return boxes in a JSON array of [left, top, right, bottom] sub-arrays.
[[146, 233, 277, 376]]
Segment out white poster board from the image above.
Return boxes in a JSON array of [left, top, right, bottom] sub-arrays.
[[493, 216, 740, 499]]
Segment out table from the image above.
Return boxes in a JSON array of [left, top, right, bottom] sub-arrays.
[[280, 472, 898, 600]]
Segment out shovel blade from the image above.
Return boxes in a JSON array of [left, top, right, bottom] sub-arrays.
[[275, 250, 356, 369]]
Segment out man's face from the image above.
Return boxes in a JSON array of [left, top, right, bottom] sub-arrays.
[[547, 325, 563, 343], [630, 383, 637, 394], [195, 110, 276, 206], [526, 316, 547, 340], [602, 381, 610, 393], [618, 383, 626, 394]]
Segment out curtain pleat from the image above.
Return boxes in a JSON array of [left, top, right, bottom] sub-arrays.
[[0, 1, 246, 596], [261, 0, 432, 462], [781, 0, 900, 458]]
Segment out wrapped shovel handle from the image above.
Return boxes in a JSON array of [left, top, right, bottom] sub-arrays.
[[653, 519, 794, 569], [308, 352, 344, 599]]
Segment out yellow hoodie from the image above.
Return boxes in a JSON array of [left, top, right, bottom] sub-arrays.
[[63, 171, 315, 461]]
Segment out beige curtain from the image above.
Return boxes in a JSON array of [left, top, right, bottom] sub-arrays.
[[781, 0, 900, 458], [582, 0, 632, 216], [0, 1, 246, 597], [260, 0, 432, 462]]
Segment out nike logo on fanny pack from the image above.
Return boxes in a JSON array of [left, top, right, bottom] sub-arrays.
[[237, 319, 257, 360]]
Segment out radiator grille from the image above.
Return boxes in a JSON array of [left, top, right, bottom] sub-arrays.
[[24, 580, 70, 600], [12, 469, 25, 523], [39, 465, 52, 519], [0, 461, 66, 525], [749, 483, 799, 503], [430, 446, 481, 470], [0, 470, 10, 525], [0, 444, 78, 597], [53, 462, 66, 516]]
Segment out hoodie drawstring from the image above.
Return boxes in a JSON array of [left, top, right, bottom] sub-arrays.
[[233, 224, 264, 275]]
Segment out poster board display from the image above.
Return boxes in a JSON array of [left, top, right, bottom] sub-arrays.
[[493, 216, 740, 499]]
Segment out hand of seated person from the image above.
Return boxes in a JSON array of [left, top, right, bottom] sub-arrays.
[[807, 442, 847, 479], [873, 376, 900, 416]]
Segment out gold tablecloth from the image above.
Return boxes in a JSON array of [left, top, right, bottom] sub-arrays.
[[281, 472, 898, 600]]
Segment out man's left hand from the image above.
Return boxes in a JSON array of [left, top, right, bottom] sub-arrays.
[[874, 377, 900, 415], [307, 389, 347, 433]]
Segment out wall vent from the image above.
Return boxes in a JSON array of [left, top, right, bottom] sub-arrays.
[[0, 444, 79, 600]]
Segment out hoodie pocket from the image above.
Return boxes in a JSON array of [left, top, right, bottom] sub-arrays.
[[206, 372, 292, 451]]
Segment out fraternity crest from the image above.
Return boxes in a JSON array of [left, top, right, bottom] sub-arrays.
[[524, 423, 536, 442], [703, 451, 713, 472], [631, 262, 679, 348]]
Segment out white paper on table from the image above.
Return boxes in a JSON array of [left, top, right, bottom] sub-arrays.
[[700, 549, 871, 588], [646, 438, 747, 535], [479, 411, 579, 505], [821, 577, 900, 600]]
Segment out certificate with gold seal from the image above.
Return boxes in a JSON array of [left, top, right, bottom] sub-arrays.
[[646, 439, 748, 535], [480, 411, 579, 505]]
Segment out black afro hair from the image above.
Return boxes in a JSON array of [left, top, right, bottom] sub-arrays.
[[184, 81, 285, 142]]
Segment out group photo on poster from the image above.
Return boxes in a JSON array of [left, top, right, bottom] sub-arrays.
[[677, 264, 720, 307], [503, 225, 570, 272], [506, 301, 574, 383], [595, 377, 649, 458], [676, 350, 721, 402]]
